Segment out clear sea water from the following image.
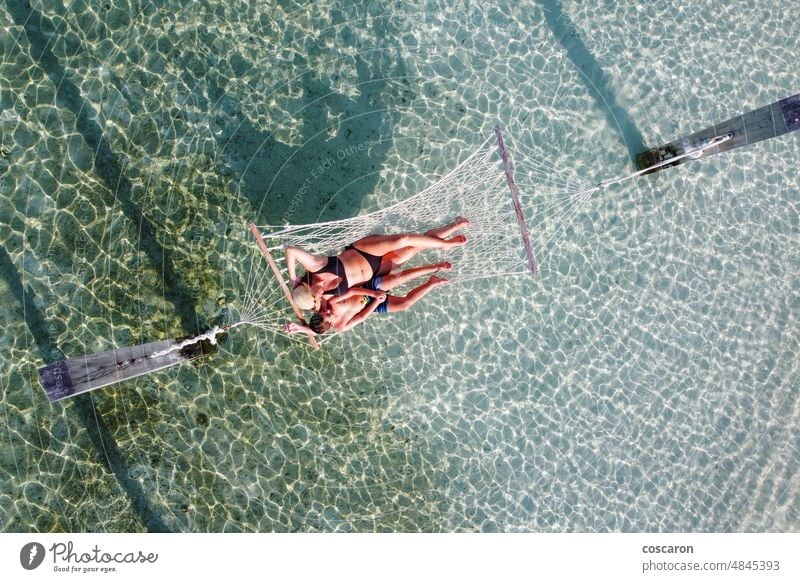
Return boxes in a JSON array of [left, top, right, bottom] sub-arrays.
[[1, 0, 798, 532]]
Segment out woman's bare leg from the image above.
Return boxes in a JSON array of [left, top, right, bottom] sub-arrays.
[[385, 276, 449, 313], [353, 232, 466, 258], [349, 217, 469, 275], [424, 216, 470, 239], [378, 262, 451, 291], [381, 217, 470, 268], [351, 216, 469, 255], [381, 231, 471, 271]]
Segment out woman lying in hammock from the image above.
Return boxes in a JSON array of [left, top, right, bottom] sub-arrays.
[[284, 263, 451, 335], [285, 217, 469, 311]]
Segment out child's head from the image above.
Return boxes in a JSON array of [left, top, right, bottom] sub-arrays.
[[308, 313, 331, 335]]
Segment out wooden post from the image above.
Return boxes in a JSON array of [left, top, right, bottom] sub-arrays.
[[635, 93, 800, 173], [38, 335, 215, 402]]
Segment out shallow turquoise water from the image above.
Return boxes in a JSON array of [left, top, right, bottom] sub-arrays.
[[0, 0, 798, 532]]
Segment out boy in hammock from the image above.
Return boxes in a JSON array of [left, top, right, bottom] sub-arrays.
[[284, 263, 451, 335]]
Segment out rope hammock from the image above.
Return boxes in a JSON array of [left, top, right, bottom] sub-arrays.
[[238, 128, 536, 347], [38, 127, 734, 401]]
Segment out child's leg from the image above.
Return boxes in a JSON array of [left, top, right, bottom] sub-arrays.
[[378, 263, 451, 292], [385, 276, 449, 313]]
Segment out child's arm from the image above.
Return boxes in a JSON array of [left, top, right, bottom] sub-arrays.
[[329, 286, 383, 304], [336, 294, 386, 332]]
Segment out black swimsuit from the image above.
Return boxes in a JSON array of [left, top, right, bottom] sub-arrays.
[[303, 246, 383, 297], [345, 245, 383, 277], [303, 255, 349, 296]]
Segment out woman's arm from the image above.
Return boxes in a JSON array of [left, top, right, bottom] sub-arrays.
[[285, 246, 327, 285], [336, 294, 386, 332]]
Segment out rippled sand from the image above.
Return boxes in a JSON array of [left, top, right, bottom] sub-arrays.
[[1, 0, 798, 532]]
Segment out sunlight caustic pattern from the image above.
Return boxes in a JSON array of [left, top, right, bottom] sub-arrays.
[[0, 0, 798, 533]]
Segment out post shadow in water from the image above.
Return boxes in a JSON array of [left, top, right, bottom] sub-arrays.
[[0, 246, 172, 532], [6, 0, 205, 336], [538, 0, 646, 162]]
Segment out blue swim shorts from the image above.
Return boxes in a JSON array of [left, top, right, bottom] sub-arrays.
[[363, 277, 388, 313]]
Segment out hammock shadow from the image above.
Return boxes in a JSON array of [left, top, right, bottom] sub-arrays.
[[213, 51, 414, 226]]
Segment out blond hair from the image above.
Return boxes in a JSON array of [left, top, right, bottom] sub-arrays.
[[292, 283, 318, 311]]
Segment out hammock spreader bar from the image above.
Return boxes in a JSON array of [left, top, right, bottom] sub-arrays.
[[495, 127, 538, 276], [249, 223, 319, 350]]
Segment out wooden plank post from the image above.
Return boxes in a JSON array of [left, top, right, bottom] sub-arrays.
[[38, 334, 215, 402], [635, 93, 800, 174]]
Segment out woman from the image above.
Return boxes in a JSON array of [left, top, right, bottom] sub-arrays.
[[286, 217, 469, 311], [285, 262, 451, 335]]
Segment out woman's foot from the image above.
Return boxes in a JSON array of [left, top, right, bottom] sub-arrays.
[[425, 217, 471, 240], [428, 275, 450, 288], [446, 234, 468, 246], [436, 261, 452, 271]]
